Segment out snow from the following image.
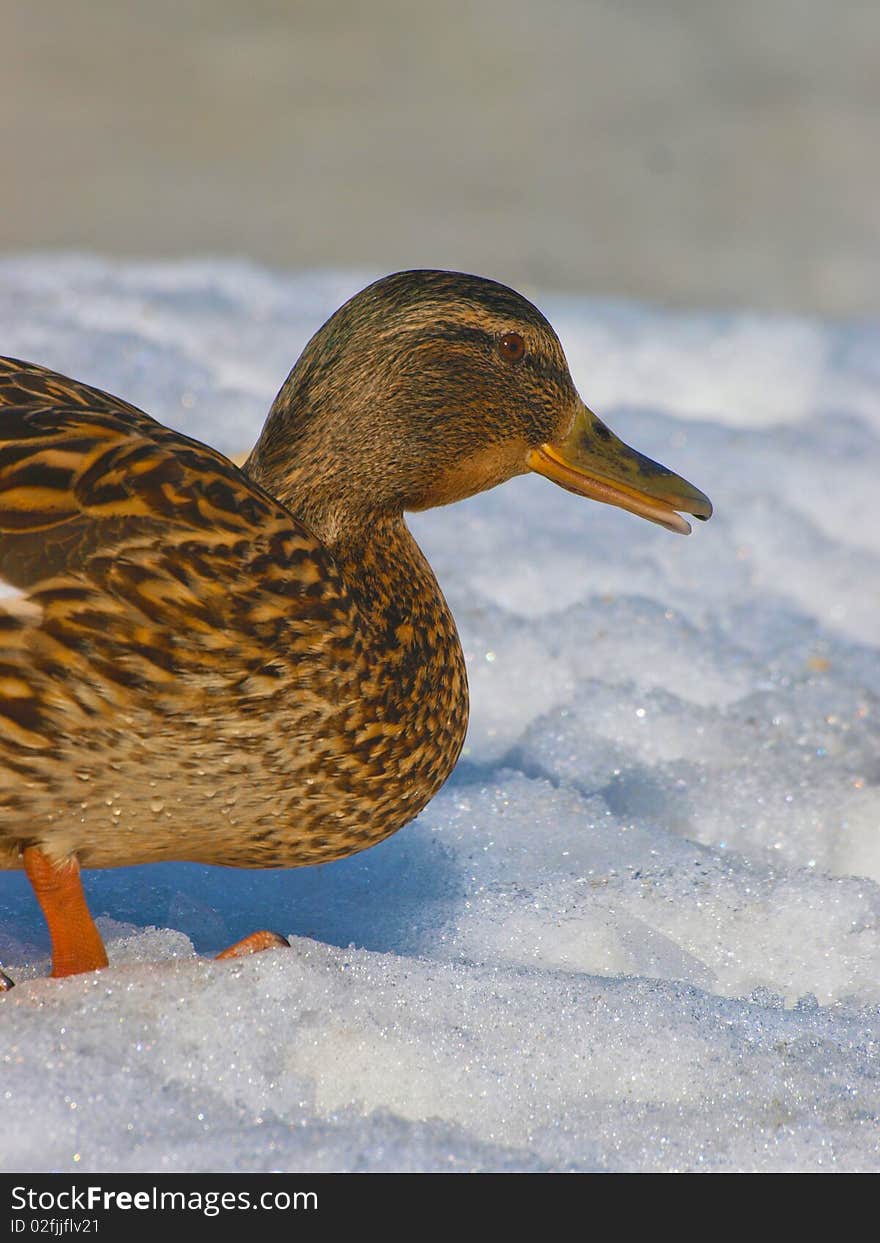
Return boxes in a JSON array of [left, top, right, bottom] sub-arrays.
[[1, 255, 879, 1172]]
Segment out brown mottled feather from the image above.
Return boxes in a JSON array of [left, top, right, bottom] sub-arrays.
[[0, 366, 469, 870]]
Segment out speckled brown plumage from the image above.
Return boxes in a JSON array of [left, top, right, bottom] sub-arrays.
[[0, 373, 464, 871], [0, 270, 711, 977]]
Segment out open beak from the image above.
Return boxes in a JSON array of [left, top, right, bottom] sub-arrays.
[[527, 401, 713, 535]]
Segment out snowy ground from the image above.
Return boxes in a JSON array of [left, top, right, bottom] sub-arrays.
[[1, 256, 879, 1172]]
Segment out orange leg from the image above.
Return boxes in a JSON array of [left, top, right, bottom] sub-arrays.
[[216, 930, 289, 961], [22, 846, 109, 978]]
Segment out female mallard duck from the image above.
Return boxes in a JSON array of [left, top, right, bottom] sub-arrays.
[[0, 270, 711, 983]]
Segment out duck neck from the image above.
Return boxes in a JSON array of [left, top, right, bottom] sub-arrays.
[[244, 374, 408, 550], [245, 444, 468, 729], [245, 413, 430, 625], [245, 454, 374, 552], [335, 514, 461, 659]]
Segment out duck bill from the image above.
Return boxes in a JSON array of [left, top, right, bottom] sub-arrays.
[[527, 402, 713, 535]]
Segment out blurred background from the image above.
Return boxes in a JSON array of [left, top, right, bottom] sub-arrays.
[[3, 0, 879, 317]]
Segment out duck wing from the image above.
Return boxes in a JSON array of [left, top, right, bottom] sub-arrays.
[[0, 356, 352, 730], [0, 358, 359, 872], [0, 355, 315, 587]]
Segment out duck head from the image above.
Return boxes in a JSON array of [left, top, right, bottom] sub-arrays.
[[247, 270, 712, 543]]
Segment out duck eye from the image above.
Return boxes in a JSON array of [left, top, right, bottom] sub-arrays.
[[497, 332, 526, 363]]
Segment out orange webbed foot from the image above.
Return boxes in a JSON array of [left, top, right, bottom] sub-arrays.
[[215, 930, 290, 961], [21, 847, 288, 978], [22, 846, 109, 978]]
